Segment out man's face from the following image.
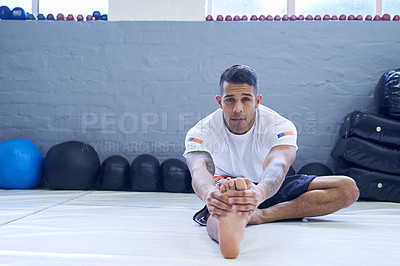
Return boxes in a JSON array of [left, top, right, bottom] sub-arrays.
[[216, 81, 262, 135]]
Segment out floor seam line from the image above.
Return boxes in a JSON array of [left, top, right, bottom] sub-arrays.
[[0, 191, 93, 227]]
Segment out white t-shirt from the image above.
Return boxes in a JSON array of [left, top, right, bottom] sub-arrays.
[[183, 105, 297, 183]]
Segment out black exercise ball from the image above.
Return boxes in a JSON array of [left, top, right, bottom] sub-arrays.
[[298, 162, 333, 176], [44, 141, 100, 189], [286, 166, 296, 176], [98, 155, 130, 191], [375, 68, 400, 120], [160, 158, 192, 193], [129, 154, 160, 192]]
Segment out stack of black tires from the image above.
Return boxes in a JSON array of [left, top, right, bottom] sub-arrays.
[[331, 69, 400, 203]]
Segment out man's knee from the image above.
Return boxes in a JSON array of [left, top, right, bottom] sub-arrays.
[[335, 175, 360, 207]]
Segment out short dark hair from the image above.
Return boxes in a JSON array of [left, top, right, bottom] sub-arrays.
[[219, 65, 259, 95]]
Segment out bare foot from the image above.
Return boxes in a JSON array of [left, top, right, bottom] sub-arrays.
[[217, 178, 247, 259]]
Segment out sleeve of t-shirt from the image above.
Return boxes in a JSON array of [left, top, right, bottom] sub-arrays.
[[267, 116, 298, 150], [183, 125, 211, 157]]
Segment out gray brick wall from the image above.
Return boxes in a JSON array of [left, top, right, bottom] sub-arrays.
[[1, 21, 399, 171]]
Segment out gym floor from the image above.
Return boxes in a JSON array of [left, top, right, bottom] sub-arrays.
[[0, 190, 399, 265]]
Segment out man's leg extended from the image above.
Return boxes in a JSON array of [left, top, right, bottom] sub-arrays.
[[206, 178, 248, 259], [249, 175, 360, 224]]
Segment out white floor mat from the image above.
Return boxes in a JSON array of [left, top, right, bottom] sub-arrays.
[[1, 190, 399, 265]]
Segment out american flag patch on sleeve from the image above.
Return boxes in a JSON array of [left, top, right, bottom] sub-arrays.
[[277, 131, 294, 139], [187, 137, 203, 144]]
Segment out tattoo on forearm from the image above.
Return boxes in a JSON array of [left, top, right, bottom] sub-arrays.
[[186, 151, 215, 176], [259, 162, 286, 199]]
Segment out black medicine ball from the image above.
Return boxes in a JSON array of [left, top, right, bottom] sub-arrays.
[[160, 158, 192, 193], [44, 141, 100, 189], [129, 154, 160, 192], [98, 155, 130, 191], [298, 162, 333, 176], [287, 166, 296, 176]]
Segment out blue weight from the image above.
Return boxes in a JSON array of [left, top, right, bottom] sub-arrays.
[[37, 13, 45, 20], [46, 13, 55, 20], [93, 11, 101, 20], [0, 6, 11, 19], [101, 14, 108, 20], [11, 7, 26, 20], [27, 13, 36, 20], [0, 139, 44, 189]]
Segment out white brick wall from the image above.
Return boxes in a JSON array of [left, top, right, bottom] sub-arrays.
[[1, 21, 399, 170]]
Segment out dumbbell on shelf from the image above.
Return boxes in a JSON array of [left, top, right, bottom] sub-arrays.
[[27, 13, 36, 20], [37, 13, 45, 20], [0, 6, 11, 20]]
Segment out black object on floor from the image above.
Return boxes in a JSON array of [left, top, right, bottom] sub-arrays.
[[129, 154, 160, 192], [339, 110, 400, 148], [98, 155, 130, 191], [375, 68, 400, 120], [331, 137, 400, 175], [337, 167, 400, 203], [44, 141, 100, 190], [160, 158, 192, 193], [298, 162, 333, 176]]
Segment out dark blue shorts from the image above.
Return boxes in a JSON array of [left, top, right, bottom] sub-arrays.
[[257, 174, 317, 209]]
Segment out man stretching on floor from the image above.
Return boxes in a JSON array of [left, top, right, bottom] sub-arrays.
[[183, 65, 360, 259]]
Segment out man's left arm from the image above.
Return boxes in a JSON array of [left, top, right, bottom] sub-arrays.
[[227, 145, 296, 215], [255, 145, 296, 203]]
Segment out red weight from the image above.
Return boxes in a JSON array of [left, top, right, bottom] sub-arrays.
[[374, 15, 382, 20], [205, 15, 213, 21], [382, 13, 391, 20], [56, 13, 64, 20], [347, 15, 355, 20]]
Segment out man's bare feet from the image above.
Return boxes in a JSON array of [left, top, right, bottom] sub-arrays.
[[217, 178, 248, 259]]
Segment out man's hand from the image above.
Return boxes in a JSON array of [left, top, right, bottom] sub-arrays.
[[223, 145, 296, 217], [219, 178, 266, 217], [205, 185, 234, 220]]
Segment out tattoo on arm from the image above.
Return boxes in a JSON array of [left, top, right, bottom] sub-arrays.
[[186, 151, 215, 176], [258, 162, 286, 199]]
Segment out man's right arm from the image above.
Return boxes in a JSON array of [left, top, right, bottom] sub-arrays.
[[185, 151, 232, 219]]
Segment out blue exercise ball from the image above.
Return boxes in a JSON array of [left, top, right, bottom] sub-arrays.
[[0, 139, 44, 189]]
